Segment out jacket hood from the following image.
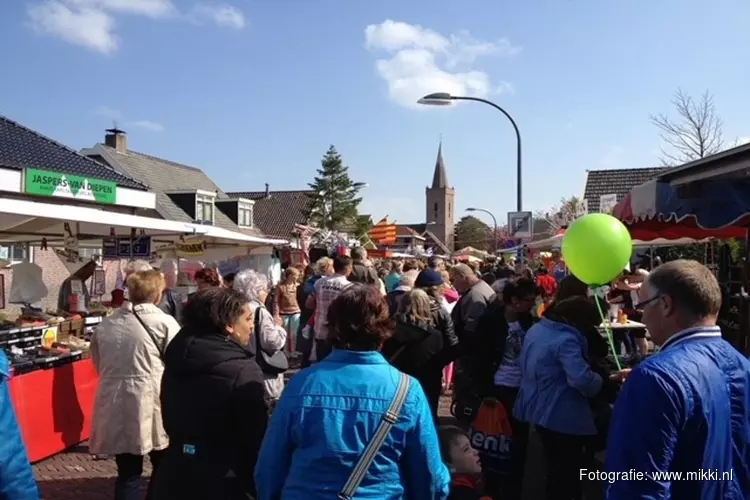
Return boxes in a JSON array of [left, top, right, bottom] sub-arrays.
[[164, 326, 253, 375], [393, 319, 436, 343]]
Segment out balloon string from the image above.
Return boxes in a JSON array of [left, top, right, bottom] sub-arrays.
[[593, 289, 623, 371]]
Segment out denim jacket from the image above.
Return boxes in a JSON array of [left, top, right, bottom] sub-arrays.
[[513, 318, 603, 435], [255, 349, 450, 499]]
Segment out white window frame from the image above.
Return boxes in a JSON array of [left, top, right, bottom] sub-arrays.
[[237, 202, 254, 228], [196, 194, 215, 224], [0, 244, 33, 264]]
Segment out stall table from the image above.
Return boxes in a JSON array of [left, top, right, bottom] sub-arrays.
[[6, 316, 101, 463]]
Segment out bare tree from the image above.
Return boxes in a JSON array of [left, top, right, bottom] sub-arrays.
[[534, 196, 588, 233], [651, 89, 725, 166]]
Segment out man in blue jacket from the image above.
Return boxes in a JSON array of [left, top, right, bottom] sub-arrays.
[[605, 259, 749, 499], [0, 351, 39, 499]]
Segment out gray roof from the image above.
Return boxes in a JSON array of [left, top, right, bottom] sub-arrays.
[[0, 115, 145, 189], [91, 145, 264, 236], [228, 190, 314, 238], [583, 167, 668, 212], [431, 142, 449, 189]]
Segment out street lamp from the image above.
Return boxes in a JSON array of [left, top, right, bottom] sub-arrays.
[[417, 92, 523, 213], [466, 207, 498, 253]]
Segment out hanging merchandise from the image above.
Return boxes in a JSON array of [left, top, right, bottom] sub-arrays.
[[8, 260, 48, 304]]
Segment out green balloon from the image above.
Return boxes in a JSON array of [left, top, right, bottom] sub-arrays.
[[561, 213, 632, 286]]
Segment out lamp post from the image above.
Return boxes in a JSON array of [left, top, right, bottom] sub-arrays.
[[466, 207, 498, 253], [417, 92, 523, 213]]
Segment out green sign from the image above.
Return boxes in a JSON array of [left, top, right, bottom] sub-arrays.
[[24, 168, 117, 205]]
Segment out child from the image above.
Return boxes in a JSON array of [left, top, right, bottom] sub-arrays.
[[439, 425, 490, 500]]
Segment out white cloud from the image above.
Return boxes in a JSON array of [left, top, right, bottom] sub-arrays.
[[28, 1, 119, 54], [364, 20, 520, 109], [27, 0, 244, 54], [92, 106, 164, 132], [189, 3, 245, 29], [127, 120, 165, 132], [66, 0, 175, 18]]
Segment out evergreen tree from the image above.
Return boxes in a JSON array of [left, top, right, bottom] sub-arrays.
[[307, 145, 364, 231]]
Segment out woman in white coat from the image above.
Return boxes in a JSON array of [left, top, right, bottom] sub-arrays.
[[89, 269, 180, 500], [234, 270, 287, 402]]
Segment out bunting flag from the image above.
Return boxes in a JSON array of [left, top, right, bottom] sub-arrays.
[[368, 216, 397, 246]]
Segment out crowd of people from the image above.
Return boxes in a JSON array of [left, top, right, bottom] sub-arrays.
[[0, 249, 748, 500]]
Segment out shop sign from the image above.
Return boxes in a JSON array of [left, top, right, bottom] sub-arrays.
[[175, 237, 206, 257], [102, 236, 152, 259], [599, 194, 618, 214], [24, 168, 117, 205]]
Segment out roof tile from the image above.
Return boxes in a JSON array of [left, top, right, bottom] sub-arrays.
[[583, 167, 668, 212], [228, 190, 315, 238], [0, 116, 145, 189]]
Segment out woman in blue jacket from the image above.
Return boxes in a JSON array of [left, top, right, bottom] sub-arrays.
[[255, 284, 450, 500], [513, 297, 613, 500], [0, 351, 39, 500]]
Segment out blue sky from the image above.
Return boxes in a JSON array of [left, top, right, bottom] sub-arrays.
[[1, 0, 748, 228]]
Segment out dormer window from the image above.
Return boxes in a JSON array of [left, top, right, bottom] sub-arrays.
[[196, 193, 215, 223], [238, 202, 254, 228]]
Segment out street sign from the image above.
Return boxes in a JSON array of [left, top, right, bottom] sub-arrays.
[[103, 236, 152, 259], [508, 211, 533, 239]]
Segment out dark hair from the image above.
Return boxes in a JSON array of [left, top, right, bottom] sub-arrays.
[[183, 288, 248, 333], [351, 247, 367, 260], [495, 267, 515, 280], [502, 278, 539, 304], [333, 255, 353, 273], [222, 272, 236, 283], [194, 267, 221, 287], [327, 284, 394, 351], [556, 275, 589, 302], [648, 259, 722, 319], [544, 296, 601, 334], [427, 256, 441, 269], [439, 425, 468, 464]]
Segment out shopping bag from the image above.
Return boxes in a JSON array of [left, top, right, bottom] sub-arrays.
[[468, 397, 514, 474]]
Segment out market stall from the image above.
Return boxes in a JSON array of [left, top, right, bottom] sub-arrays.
[[0, 197, 286, 462]]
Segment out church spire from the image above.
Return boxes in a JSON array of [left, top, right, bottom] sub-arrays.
[[431, 139, 448, 189]]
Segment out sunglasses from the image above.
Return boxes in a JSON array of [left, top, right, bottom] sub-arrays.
[[635, 293, 661, 309]]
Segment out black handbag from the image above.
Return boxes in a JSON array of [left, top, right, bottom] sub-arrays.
[[253, 306, 289, 375]]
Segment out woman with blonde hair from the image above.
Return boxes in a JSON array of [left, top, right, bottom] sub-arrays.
[[234, 269, 288, 402], [90, 270, 180, 500], [381, 288, 450, 417]]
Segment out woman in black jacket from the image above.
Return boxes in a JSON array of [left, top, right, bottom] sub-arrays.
[[151, 287, 268, 500], [381, 288, 446, 417]]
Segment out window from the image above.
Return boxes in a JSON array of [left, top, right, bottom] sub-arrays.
[[238, 204, 253, 228], [433, 202, 439, 219], [196, 195, 215, 223], [0, 244, 32, 264]]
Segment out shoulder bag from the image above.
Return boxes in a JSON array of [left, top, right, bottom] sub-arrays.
[[132, 308, 167, 361], [254, 306, 289, 375], [337, 372, 411, 500]]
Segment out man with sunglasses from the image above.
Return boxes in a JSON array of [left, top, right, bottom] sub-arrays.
[[605, 259, 750, 500]]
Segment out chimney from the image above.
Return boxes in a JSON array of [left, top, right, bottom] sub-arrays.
[[104, 127, 127, 153], [265, 183, 270, 198]]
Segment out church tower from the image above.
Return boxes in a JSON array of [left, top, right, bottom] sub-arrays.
[[425, 141, 456, 251]]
